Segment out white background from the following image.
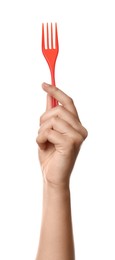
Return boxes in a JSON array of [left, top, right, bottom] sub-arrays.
[[0, 0, 115, 259]]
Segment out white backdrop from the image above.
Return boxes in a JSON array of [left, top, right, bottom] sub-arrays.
[[0, 0, 115, 259]]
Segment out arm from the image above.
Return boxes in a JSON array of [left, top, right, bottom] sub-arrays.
[[37, 184, 74, 260], [36, 83, 88, 260]]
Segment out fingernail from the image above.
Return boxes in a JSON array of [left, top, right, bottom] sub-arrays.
[[42, 82, 50, 89]]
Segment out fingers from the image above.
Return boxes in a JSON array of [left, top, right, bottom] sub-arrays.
[[36, 127, 84, 152], [40, 106, 88, 139], [46, 94, 52, 111], [39, 116, 81, 137], [37, 116, 87, 151], [42, 82, 80, 120], [38, 116, 86, 146], [36, 82, 88, 151], [36, 129, 66, 150]]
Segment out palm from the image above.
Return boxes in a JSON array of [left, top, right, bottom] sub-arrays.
[[39, 141, 63, 183], [38, 140, 77, 185], [39, 142, 55, 170]]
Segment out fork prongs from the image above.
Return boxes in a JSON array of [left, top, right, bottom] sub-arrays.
[[42, 23, 58, 50], [46, 23, 53, 49], [51, 23, 53, 48], [42, 23, 45, 50], [55, 23, 59, 50], [46, 23, 49, 49]]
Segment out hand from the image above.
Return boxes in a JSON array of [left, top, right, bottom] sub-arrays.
[[36, 83, 88, 187]]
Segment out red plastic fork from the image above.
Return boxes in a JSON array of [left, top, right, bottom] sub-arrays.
[[42, 23, 59, 107]]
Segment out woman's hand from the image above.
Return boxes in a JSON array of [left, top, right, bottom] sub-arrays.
[[36, 83, 88, 187]]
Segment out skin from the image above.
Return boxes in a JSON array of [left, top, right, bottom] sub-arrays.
[[36, 82, 88, 260]]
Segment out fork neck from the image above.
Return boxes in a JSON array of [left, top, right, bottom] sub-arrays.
[[50, 67, 56, 86]]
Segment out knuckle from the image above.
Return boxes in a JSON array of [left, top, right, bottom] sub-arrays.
[[83, 128, 88, 139], [81, 126, 88, 139], [67, 96, 74, 105]]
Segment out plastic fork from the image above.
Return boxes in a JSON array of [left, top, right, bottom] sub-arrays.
[[42, 23, 59, 107]]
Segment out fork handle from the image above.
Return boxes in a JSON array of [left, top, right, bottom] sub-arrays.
[[51, 70, 58, 108]]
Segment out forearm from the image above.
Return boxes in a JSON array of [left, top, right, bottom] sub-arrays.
[[36, 83, 87, 259], [36, 182, 75, 260]]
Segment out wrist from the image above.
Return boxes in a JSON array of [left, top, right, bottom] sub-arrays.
[[43, 181, 70, 201], [43, 178, 70, 191]]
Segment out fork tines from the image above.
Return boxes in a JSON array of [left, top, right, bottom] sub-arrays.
[[42, 23, 59, 50]]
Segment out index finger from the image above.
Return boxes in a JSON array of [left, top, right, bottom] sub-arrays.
[[42, 83, 80, 120]]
